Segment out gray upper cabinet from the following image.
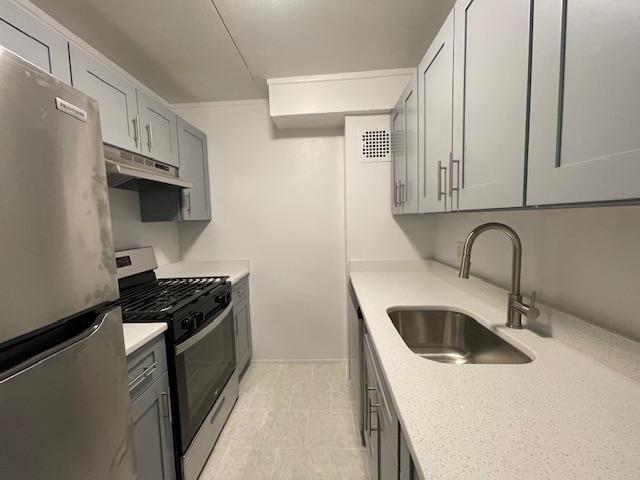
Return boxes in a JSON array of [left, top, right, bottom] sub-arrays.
[[131, 372, 176, 480], [452, 0, 531, 211], [527, 0, 640, 206], [177, 118, 211, 221], [417, 10, 454, 214], [138, 91, 179, 167], [391, 105, 404, 215], [0, 0, 70, 83], [402, 75, 418, 214], [69, 44, 140, 151], [391, 72, 418, 215]]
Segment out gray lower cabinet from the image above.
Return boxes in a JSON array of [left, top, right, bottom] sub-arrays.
[[399, 427, 421, 480], [127, 335, 176, 480], [362, 328, 419, 480], [363, 337, 380, 479], [131, 372, 175, 480], [364, 333, 398, 480], [177, 118, 211, 221], [0, 0, 70, 83], [233, 277, 252, 376], [348, 282, 364, 435]]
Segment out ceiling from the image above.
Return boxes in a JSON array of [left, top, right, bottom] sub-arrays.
[[31, 0, 454, 103]]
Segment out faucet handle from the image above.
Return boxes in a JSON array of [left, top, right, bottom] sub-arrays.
[[526, 291, 540, 319], [529, 291, 537, 308]]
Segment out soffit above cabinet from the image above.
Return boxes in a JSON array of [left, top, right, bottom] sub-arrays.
[[268, 69, 415, 129]]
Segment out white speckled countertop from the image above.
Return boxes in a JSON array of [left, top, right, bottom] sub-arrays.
[[350, 260, 640, 479], [122, 323, 167, 356], [155, 259, 250, 284]]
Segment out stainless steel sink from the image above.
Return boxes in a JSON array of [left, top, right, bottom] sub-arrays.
[[388, 309, 532, 364]]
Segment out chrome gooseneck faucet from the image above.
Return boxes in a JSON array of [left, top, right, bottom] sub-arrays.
[[458, 223, 538, 328]]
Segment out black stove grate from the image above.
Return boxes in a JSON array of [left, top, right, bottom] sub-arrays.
[[113, 277, 226, 320]]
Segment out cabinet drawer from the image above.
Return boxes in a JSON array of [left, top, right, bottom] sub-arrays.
[[127, 335, 168, 401], [232, 277, 249, 302]]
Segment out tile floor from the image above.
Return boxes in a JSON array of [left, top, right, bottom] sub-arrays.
[[199, 362, 370, 480]]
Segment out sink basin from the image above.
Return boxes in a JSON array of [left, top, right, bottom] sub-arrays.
[[388, 309, 532, 364]]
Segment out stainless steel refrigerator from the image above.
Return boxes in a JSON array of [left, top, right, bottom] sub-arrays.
[[0, 50, 136, 479]]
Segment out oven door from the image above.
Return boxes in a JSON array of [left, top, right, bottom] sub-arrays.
[[174, 304, 236, 451]]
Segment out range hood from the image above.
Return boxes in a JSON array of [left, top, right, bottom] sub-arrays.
[[104, 144, 192, 190]]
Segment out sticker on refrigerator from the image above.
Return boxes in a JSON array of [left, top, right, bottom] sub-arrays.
[[55, 97, 87, 122]]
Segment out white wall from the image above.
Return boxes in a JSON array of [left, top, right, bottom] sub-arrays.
[[174, 100, 347, 361], [431, 205, 640, 341], [344, 115, 435, 262], [108, 188, 181, 266]]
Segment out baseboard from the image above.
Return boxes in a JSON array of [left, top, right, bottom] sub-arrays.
[[250, 358, 347, 364]]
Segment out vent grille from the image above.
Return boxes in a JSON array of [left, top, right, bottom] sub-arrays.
[[362, 130, 390, 159]]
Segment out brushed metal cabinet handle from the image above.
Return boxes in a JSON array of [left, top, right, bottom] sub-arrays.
[[128, 361, 158, 391], [437, 161, 447, 201], [132, 114, 140, 147], [161, 391, 172, 424], [145, 123, 153, 151], [366, 386, 377, 435], [369, 402, 381, 432], [448, 152, 460, 200], [393, 182, 397, 207]]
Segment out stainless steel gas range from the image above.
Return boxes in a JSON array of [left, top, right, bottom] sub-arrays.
[[112, 247, 239, 480]]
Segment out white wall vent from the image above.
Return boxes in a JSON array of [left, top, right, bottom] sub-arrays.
[[361, 129, 390, 162]]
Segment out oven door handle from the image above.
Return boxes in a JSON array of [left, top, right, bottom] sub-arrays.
[[175, 304, 233, 355]]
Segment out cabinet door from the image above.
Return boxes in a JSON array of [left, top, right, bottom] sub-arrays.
[[131, 373, 176, 480], [452, 0, 531, 210], [399, 431, 412, 480], [378, 384, 397, 480], [69, 44, 140, 152], [0, 0, 70, 83], [348, 283, 364, 431], [390, 104, 404, 215], [234, 296, 251, 372], [418, 11, 454, 213], [527, 0, 640, 205], [402, 74, 419, 214], [363, 335, 386, 480], [177, 118, 211, 221], [138, 91, 179, 167], [363, 337, 379, 480]]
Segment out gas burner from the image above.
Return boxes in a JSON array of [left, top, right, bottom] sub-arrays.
[[112, 276, 226, 321]]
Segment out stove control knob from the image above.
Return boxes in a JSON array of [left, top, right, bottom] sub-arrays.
[[215, 292, 230, 304], [181, 316, 196, 331]]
